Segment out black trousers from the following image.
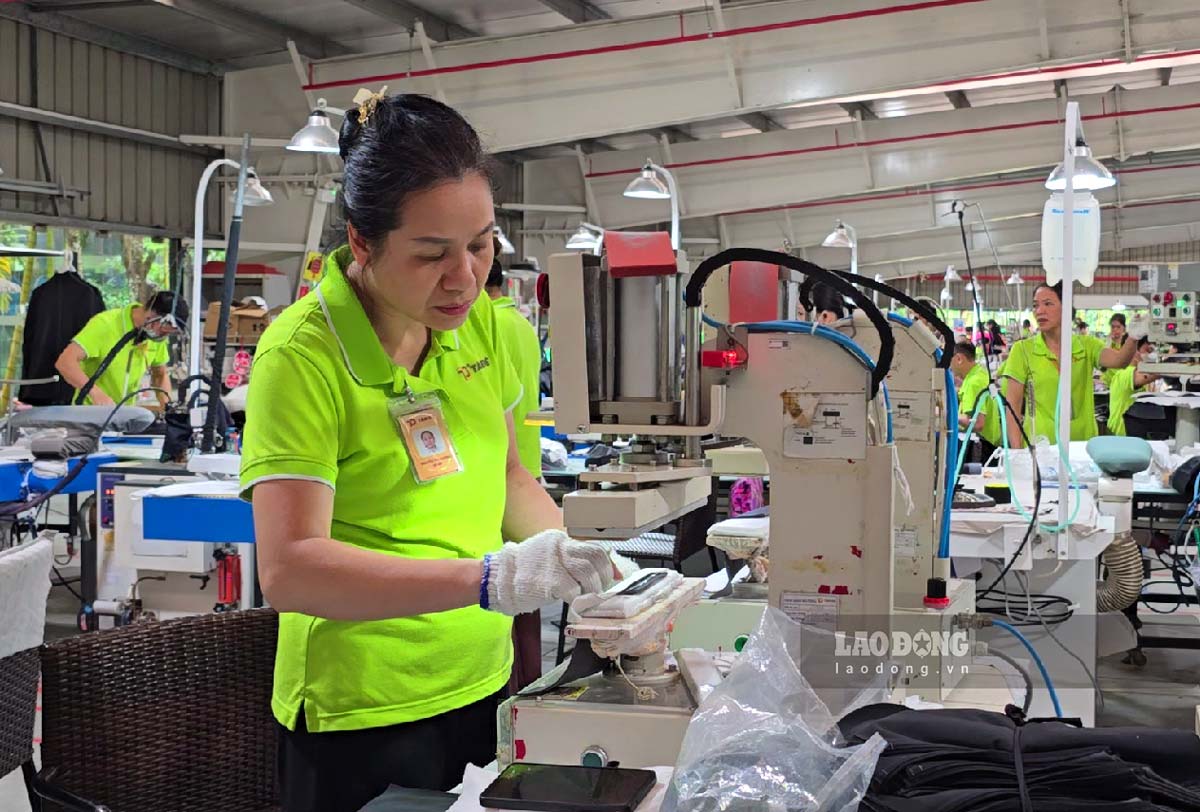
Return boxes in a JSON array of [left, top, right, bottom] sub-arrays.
[[278, 690, 505, 812]]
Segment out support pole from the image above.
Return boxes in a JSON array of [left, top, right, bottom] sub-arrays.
[[201, 135, 251, 453], [1056, 101, 1079, 558]]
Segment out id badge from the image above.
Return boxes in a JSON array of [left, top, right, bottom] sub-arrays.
[[389, 388, 464, 484]]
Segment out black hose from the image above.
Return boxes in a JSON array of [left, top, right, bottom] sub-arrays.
[[829, 270, 954, 368], [686, 248, 895, 395], [72, 328, 142, 405]]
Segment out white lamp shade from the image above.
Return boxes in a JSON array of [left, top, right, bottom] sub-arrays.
[[940, 286, 952, 302], [822, 223, 855, 249], [964, 281, 975, 292], [1006, 271, 1024, 285], [287, 110, 340, 154], [944, 265, 962, 282], [1045, 144, 1116, 191], [235, 170, 274, 207], [565, 225, 599, 251], [1112, 300, 1126, 312], [494, 226, 516, 255], [624, 167, 670, 199]]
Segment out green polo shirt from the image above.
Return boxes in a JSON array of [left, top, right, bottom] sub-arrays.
[[1106, 366, 1143, 436], [71, 304, 168, 404], [1005, 333, 1105, 443], [240, 246, 524, 733], [491, 296, 542, 478], [957, 362, 1002, 447]]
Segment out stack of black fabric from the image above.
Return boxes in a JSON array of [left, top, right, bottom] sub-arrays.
[[839, 705, 1200, 812]]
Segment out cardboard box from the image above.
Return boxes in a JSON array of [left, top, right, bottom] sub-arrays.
[[231, 302, 268, 343]]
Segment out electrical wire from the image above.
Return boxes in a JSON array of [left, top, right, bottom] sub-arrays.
[[988, 646, 1034, 715], [1013, 570, 1104, 711], [50, 565, 83, 602], [991, 618, 1064, 717]]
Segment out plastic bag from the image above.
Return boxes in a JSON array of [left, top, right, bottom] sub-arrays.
[[663, 608, 888, 812]]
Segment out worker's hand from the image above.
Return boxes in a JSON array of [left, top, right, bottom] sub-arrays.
[[483, 530, 617, 616], [1127, 314, 1149, 341], [90, 391, 115, 407]]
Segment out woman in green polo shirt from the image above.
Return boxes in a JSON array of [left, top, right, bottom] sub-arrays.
[[240, 93, 618, 812], [1003, 281, 1141, 448]]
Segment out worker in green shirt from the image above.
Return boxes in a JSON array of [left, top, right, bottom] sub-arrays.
[[1107, 336, 1162, 436], [1003, 282, 1141, 447], [239, 93, 618, 812], [485, 257, 542, 479], [1101, 312, 1130, 388], [55, 291, 185, 407], [952, 340, 1002, 461]]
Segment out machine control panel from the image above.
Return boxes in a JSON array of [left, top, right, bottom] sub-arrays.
[[1138, 263, 1200, 342], [99, 472, 124, 529]]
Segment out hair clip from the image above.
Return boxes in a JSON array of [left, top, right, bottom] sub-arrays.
[[352, 85, 389, 125]]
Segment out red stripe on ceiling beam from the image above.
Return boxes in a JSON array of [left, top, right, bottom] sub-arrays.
[[586, 100, 1200, 178], [302, 0, 989, 91]]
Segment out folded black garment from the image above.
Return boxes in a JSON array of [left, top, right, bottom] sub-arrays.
[[841, 705, 1200, 787], [841, 704, 1200, 812]]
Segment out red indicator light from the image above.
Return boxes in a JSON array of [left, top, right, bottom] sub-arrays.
[[1164, 291, 1175, 305]]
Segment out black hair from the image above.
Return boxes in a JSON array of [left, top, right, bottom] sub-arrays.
[[810, 283, 845, 318], [953, 340, 976, 361], [1136, 335, 1151, 349], [1034, 280, 1063, 301], [339, 93, 495, 249], [1022, 319, 1031, 327], [1111, 313, 1127, 327], [145, 290, 188, 324], [485, 257, 504, 290]]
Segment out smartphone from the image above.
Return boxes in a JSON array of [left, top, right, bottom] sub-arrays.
[[478, 763, 657, 812], [618, 570, 669, 596]]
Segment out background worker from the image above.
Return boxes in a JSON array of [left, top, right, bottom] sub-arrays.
[[952, 340, 1003, 461], [1102, 312, 1131, 387], [1107, 336, 1162, 436], [484, 252, 546, 693], [54, 290, 185, 408], [1003, 282, 1141, 448], [485, 255, 542, 480]]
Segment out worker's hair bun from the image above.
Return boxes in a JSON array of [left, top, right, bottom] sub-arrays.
[[337, 94, 496, 246]]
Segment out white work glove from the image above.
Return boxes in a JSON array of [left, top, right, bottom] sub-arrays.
[[610, 552, 641, 581], [1127, 313, 1149, 341], [483, 530, 616, 616]]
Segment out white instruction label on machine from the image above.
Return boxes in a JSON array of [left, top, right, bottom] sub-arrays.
[[781, 392, 867, 459], [1137, 264, 1158, 294], [780, 592, 839, 628], [888, 392, 932, 442], [894, 527, 918, 558]]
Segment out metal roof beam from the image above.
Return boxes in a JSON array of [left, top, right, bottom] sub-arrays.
[[737, 112, 784, 132], [0, 2, 219, 74], [841, 101, 877, 121], [534, 0, 611, 24], [945, 90, 971, 109], [339, 0, 477, 41], [143, 0, 353, 58], [654, 126, 697, 142]]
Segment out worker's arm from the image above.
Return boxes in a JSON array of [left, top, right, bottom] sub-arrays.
[[252, 479, 484, 621], [150, 365, 171, 407], [1099, 337, 1138, 370], [1004, 376, 1026, 449], [1133, 370, 1160, 388], [958, 412, 982, 431], [54, 342, 114, 406], [502, 410, 563, 541]]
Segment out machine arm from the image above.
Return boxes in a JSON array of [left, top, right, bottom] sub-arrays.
[[686, 248, 895, 396], [830, 271, 955, 368]]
